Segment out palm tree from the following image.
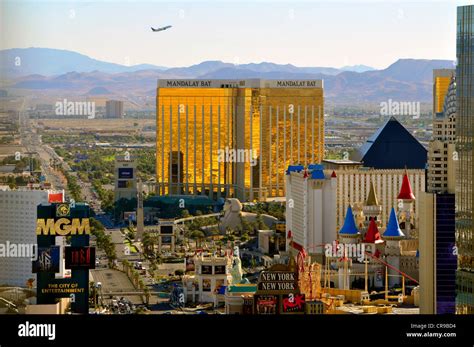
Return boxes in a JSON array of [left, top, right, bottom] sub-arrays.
[[122, 259, 130, 275], [190, 230, 205, 248], [143, 286, 150, 306], [142, 232, 159, 256]]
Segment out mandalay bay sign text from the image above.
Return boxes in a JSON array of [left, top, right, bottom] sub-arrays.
[[36, 218, 91, 236], [158, 79, 323, 89]]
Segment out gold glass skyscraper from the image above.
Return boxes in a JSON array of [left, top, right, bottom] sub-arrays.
[[433, 70, 453, 115], [456, 5, 474, 314], [156, 79, 324, 201]]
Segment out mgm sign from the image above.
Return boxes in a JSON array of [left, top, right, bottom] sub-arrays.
[[36, 218, 90, 236], [35, 203, 91, 314]]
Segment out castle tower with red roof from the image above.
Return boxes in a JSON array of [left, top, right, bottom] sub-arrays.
[[397, 170, 417, 239]]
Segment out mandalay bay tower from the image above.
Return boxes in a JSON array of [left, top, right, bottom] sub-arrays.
[[156, 79, 324, 201]]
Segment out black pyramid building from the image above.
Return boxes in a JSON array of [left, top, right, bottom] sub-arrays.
[[352, 116, 427, 169]]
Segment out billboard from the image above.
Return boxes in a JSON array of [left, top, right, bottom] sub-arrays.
[[124, 211, 136, 221], [255, 295, 278, 314], [32, 247, 60, 273], [257, 271, 297, 293], [117, 180, 132, 188], [161, 225, 174, 234], [48, 192, 64, 203], [214, 265, 226, 274], [38, 279, 87, 298], [36, 218, 91, 236], [201, 265, 212, 274], [281, 293, 305, 314], [202, 279, 212, 291], [36, 203, 91, 314], [65, 247, 96, 269], [118, 167, 134, 179], [162, 236, 172, 244]]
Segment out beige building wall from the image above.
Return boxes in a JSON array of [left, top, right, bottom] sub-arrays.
[[26, 298, 71, 314], [428, 69, 455, 194], [419, 192, 435, 313], [427, 141, 456, 193]]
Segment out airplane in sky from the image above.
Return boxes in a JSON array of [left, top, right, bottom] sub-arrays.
[[151, 25, 172, 32]]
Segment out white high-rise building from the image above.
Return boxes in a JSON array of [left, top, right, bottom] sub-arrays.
[[0, 188, 50, 287], [285, 164, 337, 259]]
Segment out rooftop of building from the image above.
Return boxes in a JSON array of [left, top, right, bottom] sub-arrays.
[[226, 284, 258, 293], [286, 164, 335, 181], [351, 116, 427, 169], [364, 218, 382, 243], [366, 180, 379, 206], [145, 195, 223, 206], [383, 208, 405, 239], [157, 79, 323, 89], [322, 159, 362, 165], [398, 172, 416, 200], [339, 205, 360, 236]]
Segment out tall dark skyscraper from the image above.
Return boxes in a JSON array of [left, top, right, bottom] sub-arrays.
[[455, 4, 474, 314]]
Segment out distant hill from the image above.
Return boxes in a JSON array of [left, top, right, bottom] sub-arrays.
[[0, 48, 368, 78], [86, 87, 112, 95], [0, 48, 167, 77], [1, 48, 455, 105]]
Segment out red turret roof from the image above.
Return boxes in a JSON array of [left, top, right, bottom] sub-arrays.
[[331, 170, 337, 178], [364, 218, 382, 243], [397, 172, 415, 200]]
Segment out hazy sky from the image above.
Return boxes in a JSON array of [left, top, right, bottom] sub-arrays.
[[1, 0, 469, 69]]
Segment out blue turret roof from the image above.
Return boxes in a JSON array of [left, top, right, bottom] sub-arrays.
[[383, 208, 405, 238], [286, 165, 304, 175], [308, 164, 324, 171], [339, 206, 359, 235], [311, 169, 325, 180]]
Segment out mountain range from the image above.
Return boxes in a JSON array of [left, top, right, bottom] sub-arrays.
[[0, 48, 374, 77], [0, 48, 455, 105]]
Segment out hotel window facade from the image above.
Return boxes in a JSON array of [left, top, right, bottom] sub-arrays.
[[456, 4, 474, 314], [156, 79, 324, 201]]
